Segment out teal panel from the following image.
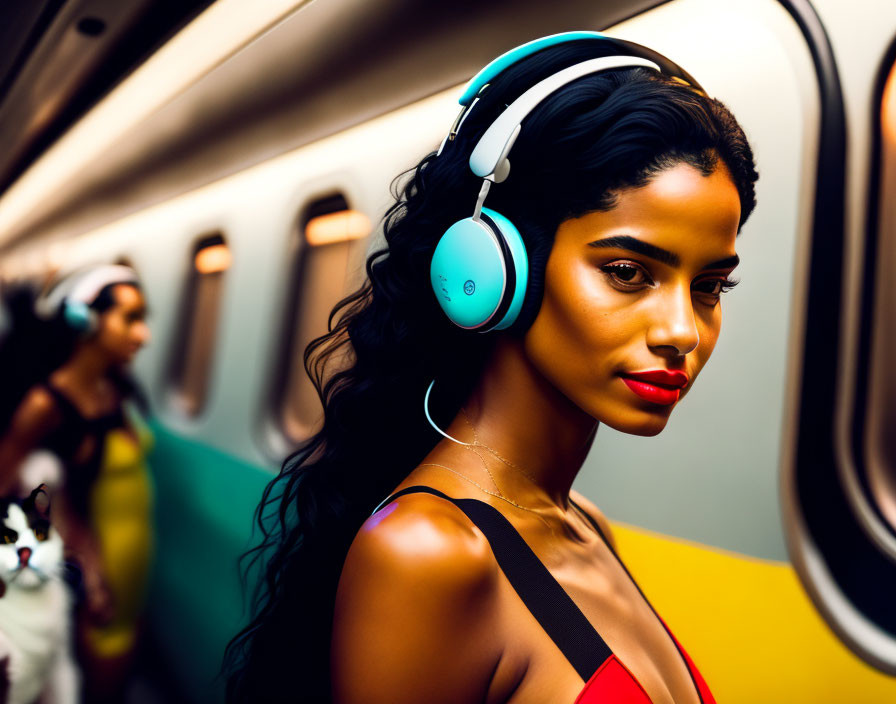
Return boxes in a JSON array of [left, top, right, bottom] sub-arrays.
[[146, 422, 273, 704]]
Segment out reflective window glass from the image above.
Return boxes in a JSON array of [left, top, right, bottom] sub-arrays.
[[278, 196, 370, 443], [169, 233, 230, 417]]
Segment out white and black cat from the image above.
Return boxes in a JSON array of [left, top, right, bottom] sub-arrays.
[[0, 484, 78, 704]]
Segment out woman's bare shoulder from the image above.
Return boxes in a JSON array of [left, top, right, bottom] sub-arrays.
[[7, 386, 61, 438], [341, 490, 497, 607], [332, 491, 502, 704], [570, 489, 617, 550], [0, 387, 62, 492]]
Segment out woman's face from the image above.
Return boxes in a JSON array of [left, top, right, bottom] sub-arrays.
[[524, 161, 741, 436], [94, 284, 150, 365]]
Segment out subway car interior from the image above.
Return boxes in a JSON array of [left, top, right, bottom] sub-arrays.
[[0, 0, 895, 702]]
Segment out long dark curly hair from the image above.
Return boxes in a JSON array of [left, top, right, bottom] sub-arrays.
[[223, 40, 759, 703]]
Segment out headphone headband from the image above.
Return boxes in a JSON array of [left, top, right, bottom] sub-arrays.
[[67, 265, 138, 305], [459, 31, 609, 106], [35, 264, 138, 320], [439, 32, 705, 168], [468, 55, 660, 179]]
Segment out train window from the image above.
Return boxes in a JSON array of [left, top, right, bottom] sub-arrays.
[[275, 195, 371, 444], [168, 233, 230, 417], [785, 45, 896, 675], [828, 50, 896, 562]]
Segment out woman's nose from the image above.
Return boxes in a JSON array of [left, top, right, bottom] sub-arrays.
[[645, 286, 700, 357], [134, 322, 151, 346]]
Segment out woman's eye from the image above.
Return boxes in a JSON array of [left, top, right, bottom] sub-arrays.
[[692, 277, 740, 299], [601, 262, 652, 288], [694, 280, 723, 296]]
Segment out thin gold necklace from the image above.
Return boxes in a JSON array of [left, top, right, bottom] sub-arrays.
[[419, 409, 560, 530], [417, 461, 524, 512], [428, 411, 600, 540], [417, 461, 556, 533], [459, 407, 541, 485]]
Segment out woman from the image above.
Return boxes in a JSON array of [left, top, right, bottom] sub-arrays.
[[225, 33, 758, 703], [0, 264, 154, 703]]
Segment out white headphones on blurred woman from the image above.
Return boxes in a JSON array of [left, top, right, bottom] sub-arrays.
[[34, 264, 139, 334]]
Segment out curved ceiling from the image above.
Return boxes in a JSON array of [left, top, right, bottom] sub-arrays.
[[0, 0, 666, 253], [0, 0, 213, 200]]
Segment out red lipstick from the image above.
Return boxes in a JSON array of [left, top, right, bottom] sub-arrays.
[[620, 369, 689, 406]]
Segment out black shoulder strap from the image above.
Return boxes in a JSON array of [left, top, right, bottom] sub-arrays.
[[41, 382, 124, 429], [374, 486, 612, 681], [41, 383, 87, 424]]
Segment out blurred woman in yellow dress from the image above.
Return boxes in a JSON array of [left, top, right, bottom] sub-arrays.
[[0, 264, 154, 703]]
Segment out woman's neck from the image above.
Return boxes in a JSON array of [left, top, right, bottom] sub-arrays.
[[437, 336, 598, 509], [55, 344, 113, 390]]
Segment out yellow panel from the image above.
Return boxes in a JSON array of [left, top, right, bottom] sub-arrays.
[[611, 523, 896, 702]]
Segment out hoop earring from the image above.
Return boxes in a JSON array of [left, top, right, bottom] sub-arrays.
[[424, 379, 472, 446]]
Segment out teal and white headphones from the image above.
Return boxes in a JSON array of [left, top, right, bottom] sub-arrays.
[[34, 264, 139, 334], [429, 31, 704, 333]]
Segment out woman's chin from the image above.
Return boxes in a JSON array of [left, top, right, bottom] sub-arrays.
[[111, 352, 136, 366], [596, 409, 673, 437], [629, 422, 669, 438]]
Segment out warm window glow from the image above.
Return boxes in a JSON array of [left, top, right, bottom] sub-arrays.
[[194, 243, 232, 274], [304, 210, 371, 246]]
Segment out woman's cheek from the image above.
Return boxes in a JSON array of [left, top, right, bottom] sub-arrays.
[[680, 307, 722, 397], [697, 305, 722, 358]]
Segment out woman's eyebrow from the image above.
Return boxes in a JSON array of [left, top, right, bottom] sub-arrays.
[[587, 235, 740, 271], [703, 254, 740, 270], [587, 235, 678, 266]]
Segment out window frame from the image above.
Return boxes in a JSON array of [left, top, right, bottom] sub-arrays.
[[165, 231, 230, 419]]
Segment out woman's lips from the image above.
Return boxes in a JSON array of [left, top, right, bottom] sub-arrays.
[[621, 378, 679, 405], [620, 369, 689, 406]]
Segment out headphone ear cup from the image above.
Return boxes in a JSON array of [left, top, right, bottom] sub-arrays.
[[62, 300, 95, 333], [430, 208, 528, 331], [480, 207, 528, 331], [431, 217, 507, 330]]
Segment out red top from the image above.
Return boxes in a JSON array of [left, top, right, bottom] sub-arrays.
[[575, 630, 716, 703]]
